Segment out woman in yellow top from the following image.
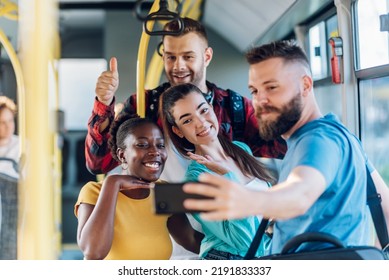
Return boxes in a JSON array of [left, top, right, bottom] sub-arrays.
[[75, 113, 201, 260]]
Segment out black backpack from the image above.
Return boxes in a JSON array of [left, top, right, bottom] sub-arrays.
[[226, 89, 245, 141]]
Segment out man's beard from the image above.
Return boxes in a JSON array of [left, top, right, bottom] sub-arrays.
[[166, 62, 205, 87], [255, 93, 302, 141], [167, 71, 204, 88]]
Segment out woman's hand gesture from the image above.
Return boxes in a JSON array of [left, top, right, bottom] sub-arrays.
[[187, 152, 230, 175]]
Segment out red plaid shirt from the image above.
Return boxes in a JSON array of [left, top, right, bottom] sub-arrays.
[[85, 81, 286, 174]]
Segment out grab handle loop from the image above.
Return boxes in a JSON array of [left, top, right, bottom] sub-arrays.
[[136, 0, 183, 36]]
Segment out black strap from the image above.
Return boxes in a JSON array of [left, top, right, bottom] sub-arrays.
[[324, 118, 389, 250], [226, 89, 245, 141], [244, 218, 269, 259], [146, 82, 170, 122], [366, 165, 389, 250]]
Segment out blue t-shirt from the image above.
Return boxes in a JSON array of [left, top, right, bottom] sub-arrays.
[[185, 141, 270, 258], [271, 113, 372, 253]]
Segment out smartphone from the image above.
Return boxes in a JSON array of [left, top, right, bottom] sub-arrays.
[[153, 182, 211, 214]]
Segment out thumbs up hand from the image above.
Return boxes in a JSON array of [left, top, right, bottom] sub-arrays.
[[95, 57, 119, 106]]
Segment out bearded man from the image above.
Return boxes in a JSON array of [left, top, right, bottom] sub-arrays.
[[181, 40, 389, 254]]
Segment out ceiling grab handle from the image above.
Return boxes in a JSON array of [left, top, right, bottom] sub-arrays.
[[140, 0, 184, 36]]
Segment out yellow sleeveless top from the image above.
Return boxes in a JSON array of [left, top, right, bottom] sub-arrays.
[[75, 181, 172, 260]]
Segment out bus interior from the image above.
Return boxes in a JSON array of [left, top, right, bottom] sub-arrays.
[[0, 0, 388, 259]]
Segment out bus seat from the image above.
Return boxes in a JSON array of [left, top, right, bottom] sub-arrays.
[[0, 172, 18, 260]]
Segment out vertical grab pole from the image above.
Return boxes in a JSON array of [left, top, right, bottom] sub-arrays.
[[145, 0, 204, 89], [17, 0, 59, 259], [136, 0, 160, 117]]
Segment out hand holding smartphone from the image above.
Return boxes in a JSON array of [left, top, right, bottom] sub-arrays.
[[153, 182, 211, 214]]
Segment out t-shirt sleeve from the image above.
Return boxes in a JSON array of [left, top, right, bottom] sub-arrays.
[[184, 165, 203, 182], [74, 181, 101, 217], [232, 140, 253, 155], [291, 131, 341, 187], [184, 158, 241, 183]]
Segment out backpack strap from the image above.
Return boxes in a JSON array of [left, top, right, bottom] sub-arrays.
[[366, 165, 389, 251], [226, 89, 245, 141], [146, 82, 170, 122], [323, 118, 389, 252], [244, 218, 269, 259]]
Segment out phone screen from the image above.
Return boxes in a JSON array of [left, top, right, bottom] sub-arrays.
[[153, 182, 211, 214]]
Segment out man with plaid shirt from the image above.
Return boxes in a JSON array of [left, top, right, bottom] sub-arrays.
[[84, 18, 286, 260], [85, 17, 286, 178]]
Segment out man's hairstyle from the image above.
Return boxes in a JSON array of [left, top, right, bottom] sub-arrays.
[[0, 96, 17, 115], [162, 17, 208, 45], [108, 113, 161, 163], [246, 40, 310, 71]]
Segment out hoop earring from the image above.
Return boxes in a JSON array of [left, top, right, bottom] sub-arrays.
[[121, 160, 128, 170]]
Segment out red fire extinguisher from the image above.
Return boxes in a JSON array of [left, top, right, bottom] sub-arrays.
[[328, 37, 343, 84]]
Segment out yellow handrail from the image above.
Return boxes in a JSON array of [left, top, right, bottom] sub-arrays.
[[0, 29, 26, 165], [136, 0, 160, 117], [145, 50, 164, 89], [17, 0, 60, 259], [50, 31, 63, 259], [144, 0, 203, 89], [0, 0, 18, 20]]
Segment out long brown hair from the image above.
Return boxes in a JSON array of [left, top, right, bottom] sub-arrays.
[[159, 83, 274, 183]]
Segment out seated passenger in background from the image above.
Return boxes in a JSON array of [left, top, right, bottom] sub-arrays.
[[0, 96, 19, 179], [160, 83, 274, 260], [74, 113, 201, 260], [182, 40, 389, 253]]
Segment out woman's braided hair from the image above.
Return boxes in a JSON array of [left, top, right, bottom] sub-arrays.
[[108, 113, 158, 162]]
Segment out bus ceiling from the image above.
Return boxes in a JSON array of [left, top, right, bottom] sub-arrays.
[[57, 0, 334, 53]]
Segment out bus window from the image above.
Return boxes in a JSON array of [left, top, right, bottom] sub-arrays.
[[359, 76, 389, 184], [326, 14, 339, 38], [309, 22, 328, 80], [307, 13, 342, 119], [313, 83, 342, 118], [58, 58, 107, 130], [353, 0, 389, 184], [308, 14, 338, 81], [355, 0, 389, 69]]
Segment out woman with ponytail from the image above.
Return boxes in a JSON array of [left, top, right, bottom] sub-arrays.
[[160, 83, 274, 260]]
